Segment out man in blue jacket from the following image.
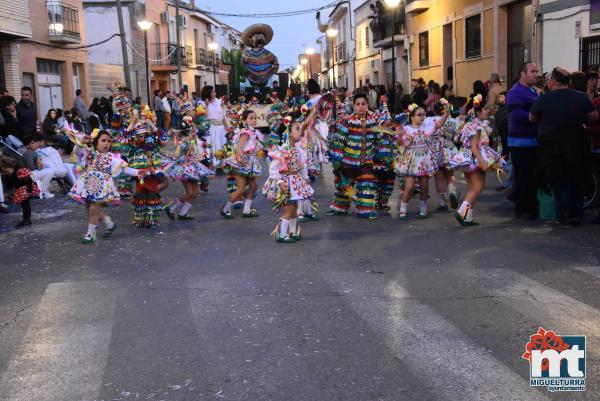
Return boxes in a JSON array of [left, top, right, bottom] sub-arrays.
[[506, 62, 540, 219]]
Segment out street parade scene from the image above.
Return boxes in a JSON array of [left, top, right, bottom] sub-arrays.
[[1, 0, 600, 400]]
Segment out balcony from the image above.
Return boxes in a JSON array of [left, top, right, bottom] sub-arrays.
[[335, 42, 347, 63], [406, 0, 432, 14], [46, 1, 81, 44], [149, 43, 186, 72]]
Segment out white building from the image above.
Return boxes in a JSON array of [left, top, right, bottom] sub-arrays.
[[354, 0, 382, 89], [317, 3, 356, 90], [541, 0, 599, 73]]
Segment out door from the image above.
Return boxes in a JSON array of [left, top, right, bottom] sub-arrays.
[[38, 85, 63, 114], [443, 23, 453, 84], [507, 1, 533, 86]]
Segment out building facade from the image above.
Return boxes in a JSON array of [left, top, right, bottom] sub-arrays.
[[83, 0, 240, 104], [317, 3, 356, 90], [406, 0, 538, 96], [354, 0, 386, 89], [2, 0, 90, 117], [542, 0, 598, 73]]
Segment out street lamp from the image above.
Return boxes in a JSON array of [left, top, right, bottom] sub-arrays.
[[384, 0, 402, 88], [301, 58, 309, 81], [208, 41, 219, 87], [326, 28, 338, 88], [137, 20, 153, 105]]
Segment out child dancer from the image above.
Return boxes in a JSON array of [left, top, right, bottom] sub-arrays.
[[327, 93, 380, 219], [373, 96, 397, 210], [126, 110, 170, 228], [431, 100, 461, 211], [0, 156, 40, 228], [449, 95, 504, 226], [70, 130, 146, 243], [396, 104, 449, 219], [220, 109, 264, 219], [165, 114, 214, 221], [263, 115, 314, 242]]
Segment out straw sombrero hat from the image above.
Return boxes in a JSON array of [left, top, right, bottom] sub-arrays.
[[241, 24, 274, 47]]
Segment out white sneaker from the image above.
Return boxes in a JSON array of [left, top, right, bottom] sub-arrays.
[[44, 192, 55, 199]]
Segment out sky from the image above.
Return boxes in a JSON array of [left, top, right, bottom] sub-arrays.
[[197, 0, 361, 70]]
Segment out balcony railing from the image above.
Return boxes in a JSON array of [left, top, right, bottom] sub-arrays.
[[150, 43, 185, 66], [335, 42, 347, 63], [46, 1, 81, 44]]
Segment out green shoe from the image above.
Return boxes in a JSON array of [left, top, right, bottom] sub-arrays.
[[291, 232, 301, 241], [418, 210, 428, 219], [177, 214, 195, 221], [303, 214, 320, 221], [81, 232, 97, 244], [449, 193, 459, 209], [242, 209, 259, 218], [163, 203, 175, 220], [454, 211, 464, 225], [462, 219, 480, 227], [398, 212, 408, 220], [277, 235, 296, 243], [101, 224, 117, 239]]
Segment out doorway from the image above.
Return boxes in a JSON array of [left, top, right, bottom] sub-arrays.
[[442, 23, 453, 84], [507, 1, 532, 86]]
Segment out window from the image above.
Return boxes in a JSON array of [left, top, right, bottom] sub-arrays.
[[465, 14, 481, 59], [358, 28, 362, 51], [419, 31, 429, 67], [36, 59, 61, 75], [365, 27, 369, 48], [72, 63, 81, 92]]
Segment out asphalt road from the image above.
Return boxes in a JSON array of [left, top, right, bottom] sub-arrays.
[[0, 168, 599, 401]]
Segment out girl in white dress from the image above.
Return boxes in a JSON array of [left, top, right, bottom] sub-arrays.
[[396, 104, 449, 219], [220, 110, 265, 218], [449, 95, 504, 226], [70, 131, 147, 243], [263, 116, 314, 243]]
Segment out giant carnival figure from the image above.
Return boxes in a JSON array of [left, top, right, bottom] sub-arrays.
[[241, 24, 279, 88]]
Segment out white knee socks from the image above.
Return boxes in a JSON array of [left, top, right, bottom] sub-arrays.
[[243, 199, 253, 214], [289, 218, 298, 234], [458, 201, 472, 219], [279, 219, 289, 237], [102, 216, 114, 230], [179, 202, 192, 216]]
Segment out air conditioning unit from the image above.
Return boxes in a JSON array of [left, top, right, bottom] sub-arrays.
[[160, 11, 169, 24], [177, 15, 187, 29]]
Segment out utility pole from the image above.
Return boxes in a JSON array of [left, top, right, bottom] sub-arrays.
[[175, 0, 183, 90], [115, 0, 132, 90]]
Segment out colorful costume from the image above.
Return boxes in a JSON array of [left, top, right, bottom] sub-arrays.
[[373, 97, 397, 209], [328, 111, 380, 218], [70, 151, 137, 206], [241, 24, 279, 87], [449, 118, 504, 172], [395, 122, 437, 177], [431, 117, 460, 168], [167, 120, 214, 182], [223, 126, 265, 177], [111, 92, 135, 198], [263, 143, 314, 206], [124, 117, 170, 228]]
